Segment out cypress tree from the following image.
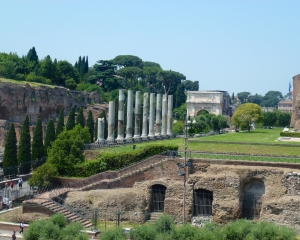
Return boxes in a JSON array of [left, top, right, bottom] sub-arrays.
[[32, 117, 44, 167], [3, 123, 17, 176], [77, 56, 82, 72], [85, 56, 89, 74], [27, 46, 39, 63], [18, 115, 31, 174], [86, 110, 94, 142], [56, 109, 65, 136], [80, 56, 85, 78], [44, 119, 56, 154], [66, 106, 75, 130], [76, 107, 85, 128]]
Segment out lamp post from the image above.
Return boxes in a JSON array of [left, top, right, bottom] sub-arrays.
[[177, 114, 192, 224]]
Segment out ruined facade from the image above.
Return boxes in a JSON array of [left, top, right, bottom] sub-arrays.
[[58, 158, 300, 233]]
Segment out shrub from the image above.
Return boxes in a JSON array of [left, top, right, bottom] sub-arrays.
[[101, 228, 126, 240], [28, 162, 58, 187], [154, 214, 174, 234], [280, 132, 300, 138], [130, 224, 157, 240], [222, 219, 253, 240]]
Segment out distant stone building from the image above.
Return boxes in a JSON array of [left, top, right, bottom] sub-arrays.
[[278, 100, 292, 112], [186, 91, 232, 117], [261, 107, 275, 112]]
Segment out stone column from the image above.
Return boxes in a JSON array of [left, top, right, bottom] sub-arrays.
[[125, 90, 133, 141], [141, 93, 148, 138], [107, 101, 115, 141], [116, 89, 125, 141], [97, 118, 105, 142], [155, 93, 161, 137], [148, 93, 155, 138], [133, 91, 141, 140], [161, 94, 167, 137], [167, 95, 173, 136]]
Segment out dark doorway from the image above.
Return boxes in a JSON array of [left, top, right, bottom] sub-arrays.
[[242, 180, 265, 219], [152, 184, 166, 212], [194, 189, 213, 216]]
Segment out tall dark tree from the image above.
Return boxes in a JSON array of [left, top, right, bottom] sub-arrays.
[[175, 83, 186, 108], [232, 92, 235, 102], [86, 110, 94, 143], [80, 56, 86, 78], [56, 109, 65, 136], [27, 47, 39, 63], [66, 107, 76, 130], [3, 123, 17, 176], [32, 117, 44, 166], [76, 107, 85, 128], [18, 115, 31, 174], [44, 119, 56, 154], [85, 56, 89, 74]]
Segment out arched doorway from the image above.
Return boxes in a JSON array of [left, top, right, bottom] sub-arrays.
[[152, 184, 166, 212], [242, 180, 265, 219], [196, 109, 209, 116]]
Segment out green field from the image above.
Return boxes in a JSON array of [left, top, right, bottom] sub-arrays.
[[92, 128, 300, 157], [0, 77, 54, 88]]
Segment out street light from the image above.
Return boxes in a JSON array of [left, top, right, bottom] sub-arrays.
[[176, 114, 192, 224]]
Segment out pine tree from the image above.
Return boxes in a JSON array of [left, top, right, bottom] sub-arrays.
[[56, 109, 65, 136], [86, 110, 94, 143], [85, 56, 89, 74], [66, 107, 75, 130], [44, 119, 56, 154], [27, 46, 39, 63], [32, 117, 44, 168], [3, 123, 18, 176], [18, 115, 31, 174], [76, 107, 85, 128]]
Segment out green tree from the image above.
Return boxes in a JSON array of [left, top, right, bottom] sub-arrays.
[[3, 123, 18, 176], [175, 83, 186, 108], [248, 93, 263, 106], [158, 70, 186, 95], [56, 109, 65, 136], [39, 55, 55, 80], [66, 107, 75, 131], [27, 46, 39, 63], [231, 103, 263, 131], [76, 107, 85, 127], [183, 80, 199, 91], [276, 111, 291, 127], [28, 163, 58, 187], [57, 60, 80, 86], [112, 55, 143, 68], [261, 91, 283, 107], [44, 119, 56, 154], [210, 115, 220, 131], [218, 115, 229, 132], [23, 213, 88, 240], [116, 66, 144, 90], [47, 125, 90, 176], [18, 115, 31, 174], [263, 112, 277, 127], [237, 92, 251, 104], [86, 110, 94, 142], [32, 117, 44, 166]]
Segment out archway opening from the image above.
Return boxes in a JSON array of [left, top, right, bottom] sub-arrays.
[[151, 184, 166, 212], [242, 180, 265, 220], [196, 109, 209, 116], [193, 189, 213, 216]]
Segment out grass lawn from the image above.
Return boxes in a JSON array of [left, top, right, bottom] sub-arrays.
[[88, 128, 300, 157], [0, 77, 55, 88]]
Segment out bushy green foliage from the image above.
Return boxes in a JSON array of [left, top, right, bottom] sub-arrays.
[[23, 214, 88, 240], [28, 162, 58, 187], [76, 83, 102, 92], [18, 115, 31, 174], [3, 123, 17, 175], [101, 227, 127, 240], [47, 125, 90, 176], [74, 144, 178, 177]]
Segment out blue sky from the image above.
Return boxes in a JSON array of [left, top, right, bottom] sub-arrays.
[[1, 1, 300, 96]]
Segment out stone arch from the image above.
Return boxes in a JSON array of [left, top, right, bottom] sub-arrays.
[[196, 109, 209, 116], [241, 180, 265, 219]]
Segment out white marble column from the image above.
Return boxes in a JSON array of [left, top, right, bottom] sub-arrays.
[[116, 89, 125, 141], [133, 91, 141, 140], [125, 90, 133, 141], [107, 101, 115, 141], [167, 95, 173, 136], [161, 94, 167, 137], [141, 93, 148, 138]]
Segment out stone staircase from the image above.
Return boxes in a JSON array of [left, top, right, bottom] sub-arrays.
[[146, 212, 163, 223], [41, 200, 93, 229]]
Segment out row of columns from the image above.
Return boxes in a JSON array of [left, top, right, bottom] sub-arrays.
[[97, 90, 173, 143]]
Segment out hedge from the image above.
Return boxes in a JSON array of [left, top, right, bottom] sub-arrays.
[[74, 144, 178, 177], [280, 132, 300, 138]]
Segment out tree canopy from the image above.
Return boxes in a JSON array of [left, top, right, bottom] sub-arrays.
[[231, 103, 263, 131]]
